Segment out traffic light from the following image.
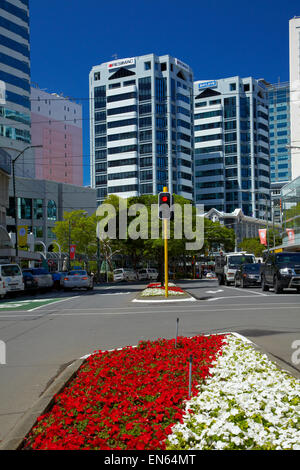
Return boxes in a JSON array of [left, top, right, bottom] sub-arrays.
[[158, 192, 173, 220]]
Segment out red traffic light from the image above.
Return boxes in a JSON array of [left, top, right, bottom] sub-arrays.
[[158, 192, 173, 220]]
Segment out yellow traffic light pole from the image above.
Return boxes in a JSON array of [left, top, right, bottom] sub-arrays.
[[163, 186, 168, 298]]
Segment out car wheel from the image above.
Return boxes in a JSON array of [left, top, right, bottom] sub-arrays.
[[261, 276, 269, 291], [274, 277, 283, 294], [297, 287, 300, 293]]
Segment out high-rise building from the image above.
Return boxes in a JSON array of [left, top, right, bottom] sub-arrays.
[[289, 16, 300, 179], [0, 0, 33, 177], [193, 76, 271, 220], [89, 54, 194, 206], [267, 82, 291, 184], [266, 82, 291, 224], [31, 85, 83, 186]]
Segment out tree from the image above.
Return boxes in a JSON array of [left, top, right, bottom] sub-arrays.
[[239, 238, 265, 257]]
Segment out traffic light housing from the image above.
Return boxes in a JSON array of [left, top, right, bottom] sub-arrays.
[[158, 192, 173, 220]]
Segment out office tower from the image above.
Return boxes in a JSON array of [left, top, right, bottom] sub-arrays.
[[89, 54, 194, 206], [0, 0, 33, 177], [266, 82, 291, 224], [31, 85, 83, 186], [267, 82, 291, 184], [289, 16, 300, 179], [193, 76, 271, 220]]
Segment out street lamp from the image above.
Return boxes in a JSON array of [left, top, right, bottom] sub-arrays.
[[1, 145, 43, 262]]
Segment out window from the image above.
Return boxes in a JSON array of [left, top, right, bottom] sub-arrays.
[[47, 200, 57, 221], [33, 199, 43, 220], [107, 105, 137, 115], [94, 72, 100, 81], [144, 61, 151, 70], [230, 83, 236, 91], [160, 62, 167, 71]]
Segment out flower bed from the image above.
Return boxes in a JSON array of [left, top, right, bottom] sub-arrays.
[[141, 282, 186, 297], [166, 334, 300, 450], [23, 335, 225, 450]]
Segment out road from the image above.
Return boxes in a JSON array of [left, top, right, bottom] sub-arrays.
[[0, 278, 299, 442]]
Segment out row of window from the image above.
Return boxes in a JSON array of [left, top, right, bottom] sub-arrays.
[[0, 124, 30, 143], [7, 198, 56, 221], [0, 16, 29, 40]]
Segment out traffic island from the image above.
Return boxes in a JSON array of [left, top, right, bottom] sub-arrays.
[[132, 282, 196, 303]]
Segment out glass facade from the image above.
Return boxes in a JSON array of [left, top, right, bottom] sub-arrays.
[[0, 0, 31, 149], [194, 77, 271, 220], [90, 54, 194, 205], [267, 83, 291, 184]]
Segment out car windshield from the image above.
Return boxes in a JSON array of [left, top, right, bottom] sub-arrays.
[[69, 271, 86, 275], [228, 255, 255, 267], [114, 269, 123, 274], [1, 265, 21, 276], [275, 253, 300, 264], [243, 264, 261, 273]]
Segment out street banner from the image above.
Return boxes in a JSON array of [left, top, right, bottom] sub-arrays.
[[258, 229, 267, 246], [70, 244, 76, 260], [18, 226, 28, 247], [286, 229, 295, 244]]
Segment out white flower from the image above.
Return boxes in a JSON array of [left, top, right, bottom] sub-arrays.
[[166, 334, 300, 450]]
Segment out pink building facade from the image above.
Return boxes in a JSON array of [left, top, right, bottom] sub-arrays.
[[31, 85, 83, 186]]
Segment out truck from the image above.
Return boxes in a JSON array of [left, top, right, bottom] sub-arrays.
[[215, 252, 256, 286], [260, 251, 300, 294]]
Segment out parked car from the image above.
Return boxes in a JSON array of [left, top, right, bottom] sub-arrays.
[[22, 268, 53, 290], [0, 264, 24, 294], [261, 251, 300, 294], [23, 271, 38, 292], [113, 268, 137, 282], [137, 268, 158, 281], [0, 275, 7, 299], [206, 272, 215, 278], [61, 270, 94, 291], [234, 263, 262, 288]]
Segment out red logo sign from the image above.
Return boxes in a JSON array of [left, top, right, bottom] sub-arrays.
[[258, 229, 267, 246], [70, 245, 76, 260], [286, 229, 295, 244]]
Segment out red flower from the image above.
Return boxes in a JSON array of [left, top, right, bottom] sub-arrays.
[[24, 335, 227, 450]]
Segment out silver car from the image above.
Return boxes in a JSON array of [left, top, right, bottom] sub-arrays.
[[22, 268, 53, 290], [61, 270, 94, 291]]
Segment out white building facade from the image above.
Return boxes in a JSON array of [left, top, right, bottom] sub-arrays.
[[193, 76, 271, 220], [289, 16, 300, 180], [89, 54, 194, 205]]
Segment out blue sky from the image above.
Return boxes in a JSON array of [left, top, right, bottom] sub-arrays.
[[29, 0, 299, 186]]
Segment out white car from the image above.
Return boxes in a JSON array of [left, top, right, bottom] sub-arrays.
[[61, 270, 94, 291], [0, 264, 24, 294], [0, 275, 7, 299], [137, 268, 158, 281], [113, 269, 137, 282], [206, 272, 215, 278]]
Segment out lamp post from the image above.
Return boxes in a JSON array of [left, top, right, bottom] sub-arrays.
[[1, 145, 42, 262]]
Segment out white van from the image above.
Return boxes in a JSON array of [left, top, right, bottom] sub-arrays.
[[0, 264, 24, 294], [137, 268, 158, 281], [113, 268, 137, 282]]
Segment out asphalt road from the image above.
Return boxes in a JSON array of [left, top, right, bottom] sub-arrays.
[[0, 278, 299, 443]]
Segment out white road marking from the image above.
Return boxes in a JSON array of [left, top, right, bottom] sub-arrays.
[[224, 285, 268, 296], [205, 290, 224, 294]]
